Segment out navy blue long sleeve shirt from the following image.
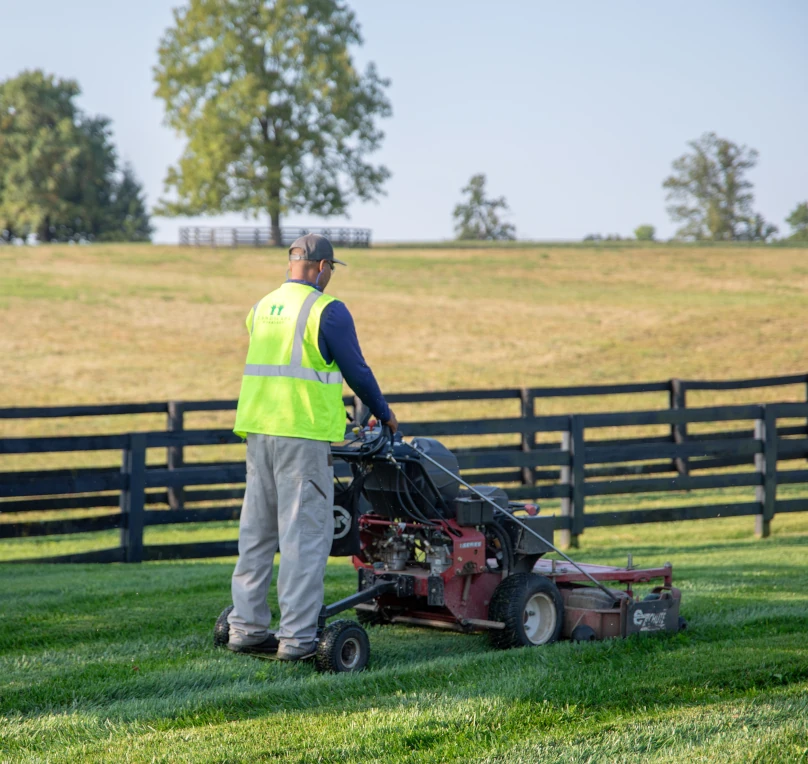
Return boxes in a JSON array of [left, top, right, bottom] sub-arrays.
[[287, 279, 391, 423]]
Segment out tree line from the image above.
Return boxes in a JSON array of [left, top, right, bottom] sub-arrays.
[[0, 71, 153, 243], [455, 134, 807, 243]]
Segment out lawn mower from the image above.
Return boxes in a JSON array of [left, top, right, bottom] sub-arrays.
[[214, 423, 685, 672]]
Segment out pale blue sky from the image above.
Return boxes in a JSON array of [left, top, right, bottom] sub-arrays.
[[1, 1, 806, 243]]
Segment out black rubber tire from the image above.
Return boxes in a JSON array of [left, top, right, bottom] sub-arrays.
[[314, 620, 370, 673], [213, 605, 234, 647], [488, 573, 564, 649], [678, 616, 688, 631], [571, 624, 596, 642]]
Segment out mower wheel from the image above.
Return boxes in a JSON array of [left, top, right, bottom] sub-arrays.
[[488, 573, 564, 649], [678, 616, 688, 631], [214, 605, 234, 647], [315, 620, 370, 674]]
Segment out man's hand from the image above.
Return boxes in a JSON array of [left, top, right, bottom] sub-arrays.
[[384, 409, 399, 435]]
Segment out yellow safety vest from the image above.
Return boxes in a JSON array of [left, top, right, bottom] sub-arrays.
[[233, 282, 345, 442]]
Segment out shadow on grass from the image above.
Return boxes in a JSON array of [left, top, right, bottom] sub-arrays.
[[6, 623, 808, 764], [2, 594, 808, 727], [2, 536, 808, 741]]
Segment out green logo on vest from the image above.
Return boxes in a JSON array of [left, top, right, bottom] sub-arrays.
[[269, 304, 285, 316]]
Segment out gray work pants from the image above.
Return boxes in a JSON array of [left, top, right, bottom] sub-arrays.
[[228, 434, 334, 648]]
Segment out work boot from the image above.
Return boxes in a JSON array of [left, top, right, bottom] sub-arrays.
[[227, 633, 280, 654], [276, 641, 317, 661]]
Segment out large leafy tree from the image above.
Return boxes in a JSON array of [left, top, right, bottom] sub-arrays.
[[785, 202, 808, 242], [153, 0, 391, 245], [453, 174, 516, 241], [0, 71, 86, 241], [663, 132, 775, 241], [0, 70, 152, 243]]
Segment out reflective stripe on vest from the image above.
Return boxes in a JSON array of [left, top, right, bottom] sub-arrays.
[[243, 364, 343, 384], [243, 289, 344, 385]]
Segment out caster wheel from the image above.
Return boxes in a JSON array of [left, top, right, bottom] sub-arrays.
[[571, 624, 597, 642], [488, 573, 564, 649], [315, 620, 370, 673], [214, 605, 234, 647]]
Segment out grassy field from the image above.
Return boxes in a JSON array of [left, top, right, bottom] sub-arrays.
[[2, 242, 808, 546], [3, 242, 808, 410], [1, 515, 807, 763], [2, 242, 808, 761]]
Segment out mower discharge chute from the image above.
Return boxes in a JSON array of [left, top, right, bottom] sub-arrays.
[[215, 424, 685, 672]]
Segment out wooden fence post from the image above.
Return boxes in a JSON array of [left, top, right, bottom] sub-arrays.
[[520, 388, 536, 487], [559, 423, 573, 549], [167, 402, 184, 511], [754, 407, 777, 539], [805, 375, 808, 464], [669, 378, 689, 477], [120, 433, 146, 563], [571, 417, 586, 546], [559, 417, 584, 549]]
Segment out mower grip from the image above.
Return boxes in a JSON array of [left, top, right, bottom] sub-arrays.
[[364, 423, 393, 456]]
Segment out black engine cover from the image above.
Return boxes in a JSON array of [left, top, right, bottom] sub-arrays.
[[362, 438, 460, 520]]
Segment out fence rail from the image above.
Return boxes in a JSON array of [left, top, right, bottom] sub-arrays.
[[178, 226, 371, 248], [2, 373, 808, 563]]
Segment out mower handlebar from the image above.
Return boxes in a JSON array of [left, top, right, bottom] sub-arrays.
[[333, 422, 393, 459]]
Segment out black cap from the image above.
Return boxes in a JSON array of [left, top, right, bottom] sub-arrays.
[[288, 233, 347, 266]]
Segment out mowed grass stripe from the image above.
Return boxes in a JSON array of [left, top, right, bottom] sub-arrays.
[[1, 515, 807, 762], [3, 690, 808, 763]]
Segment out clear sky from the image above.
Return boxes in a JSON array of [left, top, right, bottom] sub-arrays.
[[1, 1, 806, 243]]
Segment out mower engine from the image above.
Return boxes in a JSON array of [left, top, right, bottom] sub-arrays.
[[335, 427, 684, 648]]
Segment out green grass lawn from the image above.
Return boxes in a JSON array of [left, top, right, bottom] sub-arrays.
[[2, 514, 807, 763], [2, 242, 808, 760]]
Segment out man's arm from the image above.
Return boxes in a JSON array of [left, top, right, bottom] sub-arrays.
[[319, 301, 396, 429]]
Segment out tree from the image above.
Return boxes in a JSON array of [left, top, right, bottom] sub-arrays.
[[453, 174, 516, 241], [737, 213, 778, 243], [154, 0, 391, 246], [785, 202, 808, 242], [634, 224, 655, 241], [0, 70, 87, 241], [0, 69, 152, 242], [663, 132, 775, 241], [97, 164, 154, 242]]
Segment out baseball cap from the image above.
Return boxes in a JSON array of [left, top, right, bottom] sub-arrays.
[[288, 233, 347, 266]]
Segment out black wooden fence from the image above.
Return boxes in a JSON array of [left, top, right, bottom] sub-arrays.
[[178, 226, 372, 248], [2, 373, 808, 564]]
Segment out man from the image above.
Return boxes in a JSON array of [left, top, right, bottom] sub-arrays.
[[227, 233, 398, 661]]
